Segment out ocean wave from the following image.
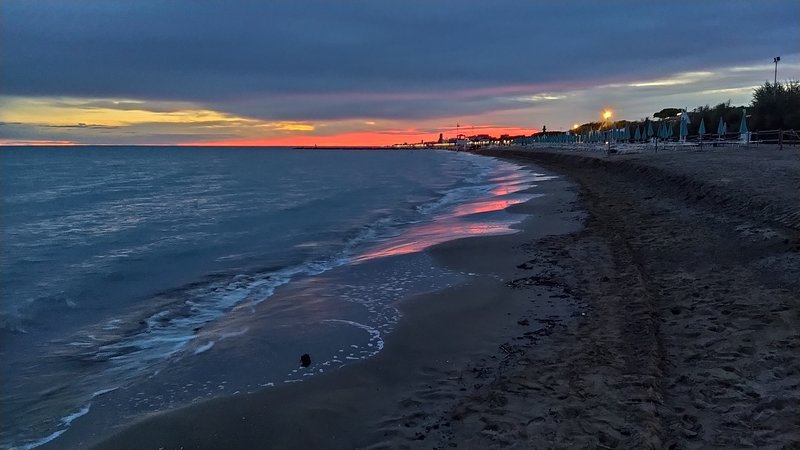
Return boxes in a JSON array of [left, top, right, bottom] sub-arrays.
[[2, 148, 542, 449], [415, 184, 496, 216]]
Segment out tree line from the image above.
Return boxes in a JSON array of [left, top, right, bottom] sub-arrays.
[[574, 80, 800, 135]]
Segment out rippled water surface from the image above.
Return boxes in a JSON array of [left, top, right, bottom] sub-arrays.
[[0, 146, 549, 449]]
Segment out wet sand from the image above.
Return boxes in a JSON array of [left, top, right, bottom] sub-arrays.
[[67, 146, 799, 449], [455, 146, 800, 448]]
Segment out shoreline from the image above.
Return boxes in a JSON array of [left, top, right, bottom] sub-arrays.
[[53, 146, 800, 449], [45, 157, 583, 449], [4, 149, 522, 450]]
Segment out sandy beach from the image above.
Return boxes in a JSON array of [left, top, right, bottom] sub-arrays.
[[59, 146, 799, 449]]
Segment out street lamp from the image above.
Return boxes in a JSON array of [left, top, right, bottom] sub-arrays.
[[774, 56, 781, 85], [603, 110, 613, 154]]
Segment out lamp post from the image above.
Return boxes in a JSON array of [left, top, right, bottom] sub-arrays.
[[774, 56, 780, 85], [603, 110, 612, 155]]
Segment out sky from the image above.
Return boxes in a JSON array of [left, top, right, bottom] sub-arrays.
[[1, 0, 798, 146]]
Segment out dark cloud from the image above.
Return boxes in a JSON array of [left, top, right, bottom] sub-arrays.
[[2, 0, 798, 121]]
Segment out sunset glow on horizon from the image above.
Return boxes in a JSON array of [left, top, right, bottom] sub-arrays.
[[1, 2, 797, 146], [187, 126, 541, 147]]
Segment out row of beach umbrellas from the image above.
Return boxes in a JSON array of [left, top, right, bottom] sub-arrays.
[[573, 108, 748, 143]]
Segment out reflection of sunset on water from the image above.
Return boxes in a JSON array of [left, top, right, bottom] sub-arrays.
[[489, 184, 530, 196], [356, 220, 514, 262], [487, 173, 528, 184], [453, 198, 525, 216], [353, 164, 545, 263]]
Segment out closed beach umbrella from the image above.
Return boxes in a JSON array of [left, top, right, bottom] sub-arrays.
[[698, 118, 706, 137], [739, 108, 749, 142], [634, 126, 642, 140], [679, 114, 689, 141], [667, 122, 674, 138], [738, 108, 748, 134], [717, 117, 726, 137], [623, 126, 631, 141], [646, 121, 654, 138]]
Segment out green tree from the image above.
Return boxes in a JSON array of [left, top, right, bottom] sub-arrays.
[[653, 108, 682, 119], [690, 105, 712, 134], [750, 80, 800, 130], [706, 101, 744, 134]]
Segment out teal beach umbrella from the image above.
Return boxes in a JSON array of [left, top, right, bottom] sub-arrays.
[[634, 126, 641, 140], [623, 126, 631, 141], [717, 117, 726, 136], [646, 121, 654, 138], [739, 108, 749, 142], [698, 118, 706, 137], [679, 112, 689, 141], [738, 108, 748, 134]]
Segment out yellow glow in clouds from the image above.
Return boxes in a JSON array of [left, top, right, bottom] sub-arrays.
[[0, 97, 253, 127]]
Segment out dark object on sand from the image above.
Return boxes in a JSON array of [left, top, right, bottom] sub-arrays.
[[300, 353, 311, 367]]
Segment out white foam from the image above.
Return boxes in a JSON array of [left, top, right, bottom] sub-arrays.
[[14, 429, 66, 450], [91, 387, 118, 398], [219, 328, 249, 339], [324, 319, 385, 352], [13, 404, 91, 450], [61, 405, 91, 426], [193, 340, 215, 355], [416, 184, 494, 216]]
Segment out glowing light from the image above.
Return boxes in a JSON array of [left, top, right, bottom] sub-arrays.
[[572, 123, 580, 129], [603, 110, 612, 120]]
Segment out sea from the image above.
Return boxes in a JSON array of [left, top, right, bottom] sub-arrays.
[[0, 146, 551, 449]]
